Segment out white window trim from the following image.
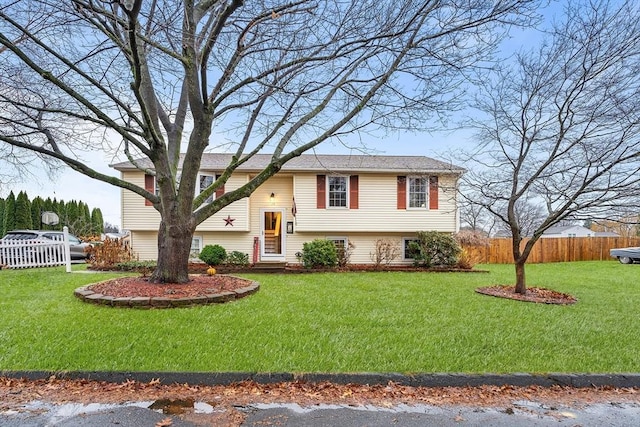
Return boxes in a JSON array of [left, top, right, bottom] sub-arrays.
[[327, 175, 349, 209], [190, 236, 203, 259], [407, 176, 428, 210], [326, 236, 348, 247], [152, 176, 160, 197], [402, 237, 419, 260], [198, 173, 217, 204]]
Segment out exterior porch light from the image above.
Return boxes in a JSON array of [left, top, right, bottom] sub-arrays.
[[270, 192, 275, 205]]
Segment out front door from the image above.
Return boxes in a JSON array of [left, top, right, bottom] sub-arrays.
[[260, 208, 286, 261]]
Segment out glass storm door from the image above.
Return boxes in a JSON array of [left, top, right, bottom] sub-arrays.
[[260, 209, 285, 260]]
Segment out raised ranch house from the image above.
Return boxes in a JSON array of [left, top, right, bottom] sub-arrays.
[[112, 154, 464, 265]]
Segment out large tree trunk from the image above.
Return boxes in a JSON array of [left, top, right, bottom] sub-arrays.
[[150, 217, 195, 284]]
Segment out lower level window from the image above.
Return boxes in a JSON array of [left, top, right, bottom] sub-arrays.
[[327, 236, 348, 259], [403, 238, 419, 260], [190, 236, 203, 259]]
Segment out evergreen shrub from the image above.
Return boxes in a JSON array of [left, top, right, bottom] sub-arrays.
[[301, 239, 338, 269], [199, 244, 227, 266], [408, 231, 461, 268]]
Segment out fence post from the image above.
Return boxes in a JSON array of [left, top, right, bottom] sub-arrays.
[[63, 226, 72, 273]]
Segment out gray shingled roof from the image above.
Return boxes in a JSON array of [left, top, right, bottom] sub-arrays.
[[111, 153, 464, 174]]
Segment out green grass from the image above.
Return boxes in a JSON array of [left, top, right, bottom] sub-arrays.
[[0, 261, 638, 374]]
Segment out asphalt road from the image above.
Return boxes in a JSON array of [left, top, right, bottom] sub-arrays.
[[3, 399, 640, 426]]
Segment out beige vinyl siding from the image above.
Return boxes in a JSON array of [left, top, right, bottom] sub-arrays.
[[129, 231, 159, 260], [283, 232, 426, 265], [293, 173, 458, 233], [196, 174, 250, 231], [122, 172, 161, 230], [121, 171, 250, 231], [134, 230, 436, 265], [194, 176, 295, 262]]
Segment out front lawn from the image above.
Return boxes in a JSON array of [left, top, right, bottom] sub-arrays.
[[0, 262, 637, 373]]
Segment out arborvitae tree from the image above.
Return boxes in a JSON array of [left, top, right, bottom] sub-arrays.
[[70, 201, 92, 236], [0, 198, 5, 237], [91, 208, 104, 235], [14, 191, 33, 230], [80, 202, 92, 236], [65, 200, 79, 233], [31, 196, 44, 230], [3, 191, 16, 234], [56, 199, 65, 230]]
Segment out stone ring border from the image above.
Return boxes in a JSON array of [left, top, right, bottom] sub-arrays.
[[74, 279, 260, 309]]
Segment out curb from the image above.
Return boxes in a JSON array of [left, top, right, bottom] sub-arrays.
[[2, 371, 640, 388]]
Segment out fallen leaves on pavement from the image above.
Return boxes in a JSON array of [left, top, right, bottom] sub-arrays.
[[1, 376, 638, 412]]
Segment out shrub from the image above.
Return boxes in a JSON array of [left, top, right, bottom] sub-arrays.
[[114, 260, 156, 276], [199, 244, 227, 266], [454, 229, 488, 268], [301, 239, 338, 269], [454, 229, 490, 247], [370, 239, 401, 268], [113, 260, 156, 271], [86, 237, 135, 268], [226, 251, 249, 267], [337, 241, 355, 267], [456, 249, 475, 269], [408, 231, 461, 268]]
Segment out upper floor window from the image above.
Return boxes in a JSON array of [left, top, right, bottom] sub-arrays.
[[199, 174, 215, 204], [145, 171, 224, 207], [328, 176, 348, 208], [408, 177, 427, 208], [398, 175, 438, 210]]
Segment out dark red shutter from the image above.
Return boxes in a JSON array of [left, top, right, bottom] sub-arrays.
[[215, 174, 225, 198], [144, 174, 154, 206], [317, 175, 326, 209], [429, 176, 439, 210], [349, 175, 359, 209], [397, 176, 406, 210]]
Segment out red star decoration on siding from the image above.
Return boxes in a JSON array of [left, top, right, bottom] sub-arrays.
[[223, 215, 235, 226]]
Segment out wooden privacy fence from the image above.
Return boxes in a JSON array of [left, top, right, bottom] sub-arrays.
[[463, 236, 640, 264]]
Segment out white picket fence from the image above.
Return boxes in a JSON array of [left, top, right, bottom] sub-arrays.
[[0, 227, 72, 272]]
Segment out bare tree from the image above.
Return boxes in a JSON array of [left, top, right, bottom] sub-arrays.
[[0, 3, 62, 187], [459, 196, 490, 232], [0, 0, 539, 283], [492, 199, 546, 237], [461, 0, 640, 293]]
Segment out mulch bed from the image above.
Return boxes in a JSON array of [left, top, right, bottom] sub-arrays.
[[476, 285, 577, 305], [87, 275, 253, 299]]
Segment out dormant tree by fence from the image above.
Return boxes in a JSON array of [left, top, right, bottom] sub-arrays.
[[0, 0, 539, 283], [460, 0, 640, 293]]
